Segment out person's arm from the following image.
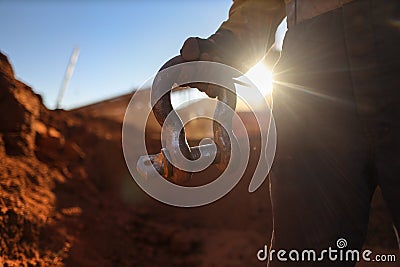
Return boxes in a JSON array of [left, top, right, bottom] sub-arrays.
[[181, 0, 286, 73]]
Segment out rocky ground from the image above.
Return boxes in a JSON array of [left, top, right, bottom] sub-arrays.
[[0, 52, 398, 266]]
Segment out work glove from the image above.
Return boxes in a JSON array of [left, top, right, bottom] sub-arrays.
[[179, 37, 220, 98], [178, 30, 241, 98]]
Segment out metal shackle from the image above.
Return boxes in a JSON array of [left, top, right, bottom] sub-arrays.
[[137, 55, 237, 185]]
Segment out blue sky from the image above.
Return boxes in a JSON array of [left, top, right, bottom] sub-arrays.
[[0, 1, 285, 109]]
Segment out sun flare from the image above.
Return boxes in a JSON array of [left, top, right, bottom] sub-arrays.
[[245, 61, 273, 96]]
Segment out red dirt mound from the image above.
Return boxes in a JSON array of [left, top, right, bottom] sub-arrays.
[[0, 52, 171, 266]]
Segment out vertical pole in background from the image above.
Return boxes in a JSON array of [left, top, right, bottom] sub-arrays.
[[55, 47, 80, 109]]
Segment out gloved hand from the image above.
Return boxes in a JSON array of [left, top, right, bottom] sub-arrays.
[[166, 29, 240, 98], [178, 36, 223, 98]]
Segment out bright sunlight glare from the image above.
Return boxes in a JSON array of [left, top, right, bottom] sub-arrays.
[[245, 61, 273, 96], [171, 60, 273, 112]]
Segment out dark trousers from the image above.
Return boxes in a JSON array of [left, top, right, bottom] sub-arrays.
[[270, 0, 399, 266]]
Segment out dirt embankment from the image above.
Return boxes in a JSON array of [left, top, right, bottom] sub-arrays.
[[0, 52, 398, 267], [0, 52, 174, 266]]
